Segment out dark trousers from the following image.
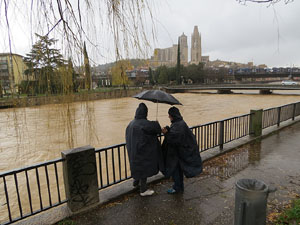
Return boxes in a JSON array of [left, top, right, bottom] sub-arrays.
[[172, 164, 184, 192], [134, 178, 148, 193]]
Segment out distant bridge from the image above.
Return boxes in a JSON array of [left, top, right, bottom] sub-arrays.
[[234, 72, 300, 80], [164, 84, 300, 94]]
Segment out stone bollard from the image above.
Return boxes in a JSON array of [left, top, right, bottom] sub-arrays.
[[249, 109, 263, 137], [62, 145, 99, 212]]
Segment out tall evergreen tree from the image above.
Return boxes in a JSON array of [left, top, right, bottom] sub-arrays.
[[24, 34, 65, 94], [176, 37, 181, 85], [0, 81, 3, 98], [83, 42, 92, 90], [148, 67, 154, 85]]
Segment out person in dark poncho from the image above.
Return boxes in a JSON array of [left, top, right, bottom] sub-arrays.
[[125, 103, 163, 197], [162, 106, 203, 194]]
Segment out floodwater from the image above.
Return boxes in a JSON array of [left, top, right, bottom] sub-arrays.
[[1, 90, 300, 171], [1, 90, 300, 223]]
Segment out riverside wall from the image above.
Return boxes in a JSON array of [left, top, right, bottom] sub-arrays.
[[0, 89, 142, 109]]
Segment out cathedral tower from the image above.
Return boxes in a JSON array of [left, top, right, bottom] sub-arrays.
[[179, 33, 188, 65], [191, 26, 202, 64]]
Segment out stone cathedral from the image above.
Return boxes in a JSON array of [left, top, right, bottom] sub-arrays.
[[151, 25, 205, 67], [191, 26, 202, 64]]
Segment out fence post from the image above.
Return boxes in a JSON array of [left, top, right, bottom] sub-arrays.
[[250, 109, 263, 137], [62, 145, 99, 212], [219, 120, 224, 151], [277, 107, 281, 127], [292, 103, 296, 121]]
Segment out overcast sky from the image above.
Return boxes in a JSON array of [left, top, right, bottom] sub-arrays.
[[1, 0, 299, 68], [152, 0, 300, 68]]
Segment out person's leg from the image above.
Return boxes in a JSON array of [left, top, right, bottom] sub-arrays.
[[140, 178, 155, 196], [177, 165, 184, 191], [140, 178, 147, 193], [133, 179, 139, 187], [170, 164, 184, 193]]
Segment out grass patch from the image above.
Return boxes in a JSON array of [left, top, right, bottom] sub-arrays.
[[275, 198, 300, 225], [57, 218, 76, 225]]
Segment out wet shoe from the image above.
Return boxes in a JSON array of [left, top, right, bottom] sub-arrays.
[[167, 188, 184, 194], [167, 188, 177, 194], [140, 189, 154, 197]]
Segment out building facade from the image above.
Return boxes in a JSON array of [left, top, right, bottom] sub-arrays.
[[150, 26, 204, 68], [152, 44, 178, 67], [0, 53, 27, 94]]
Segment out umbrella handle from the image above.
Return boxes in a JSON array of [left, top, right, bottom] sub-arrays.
[[156, 100, 158, 121]]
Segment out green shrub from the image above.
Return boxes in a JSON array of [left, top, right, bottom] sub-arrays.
[[57, 218, 76, 225], [276, 199, 300, 225]]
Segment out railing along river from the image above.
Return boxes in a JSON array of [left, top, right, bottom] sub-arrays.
[[1, 101, 300, 224]]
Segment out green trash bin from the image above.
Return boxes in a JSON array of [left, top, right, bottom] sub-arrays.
[[234, 179, 276, 225]]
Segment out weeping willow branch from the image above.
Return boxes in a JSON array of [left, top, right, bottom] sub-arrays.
[[1, 0, 156, 63], [237, 0, 293, 4]]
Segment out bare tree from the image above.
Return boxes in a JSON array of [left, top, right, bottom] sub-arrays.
[[1, 0, 156, 63], [237, 0, 293, 4]]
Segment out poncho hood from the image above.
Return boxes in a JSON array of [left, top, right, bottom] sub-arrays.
[[168, 106, 183, 123], [135, 103, 148, 119]]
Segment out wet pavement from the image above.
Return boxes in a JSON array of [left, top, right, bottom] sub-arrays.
[[66, 122, 300, 225]]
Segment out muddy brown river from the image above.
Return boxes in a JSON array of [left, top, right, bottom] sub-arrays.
[[1, 90, 300, 171], [1, 90, 300, 223]]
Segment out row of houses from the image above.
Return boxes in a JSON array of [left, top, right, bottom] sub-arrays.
[[0, 53, 153, 95], [0, 53, 27, 94], [4, 52, 295, 94]]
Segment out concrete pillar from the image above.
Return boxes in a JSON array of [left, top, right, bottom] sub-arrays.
[[250, 109, 263, 137], [219, 120, 224, 151], [292, 103, 296, 121], [217, 89, 233, 94], [259, 89, 272, 94], [62, 145, 99, 212]]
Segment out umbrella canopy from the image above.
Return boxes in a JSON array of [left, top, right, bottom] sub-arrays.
[[133, 90, 182, 105]]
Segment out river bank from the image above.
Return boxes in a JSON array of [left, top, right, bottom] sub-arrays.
[[0, 88, 142, 109]]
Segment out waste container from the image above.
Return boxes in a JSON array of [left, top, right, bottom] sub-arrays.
[[234, 178, 276, 225]]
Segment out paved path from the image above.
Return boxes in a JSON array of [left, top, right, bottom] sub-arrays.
[[67, 122, 300, 225]]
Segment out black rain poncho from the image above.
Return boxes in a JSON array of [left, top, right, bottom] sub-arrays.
[[125, 103, 163, 180], [162, 107, 203, 178]]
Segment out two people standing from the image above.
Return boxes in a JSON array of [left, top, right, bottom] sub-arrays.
[[125, 103, 202, 196]]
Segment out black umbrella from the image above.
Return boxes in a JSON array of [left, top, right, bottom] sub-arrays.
[[133, 90, 182, 118]]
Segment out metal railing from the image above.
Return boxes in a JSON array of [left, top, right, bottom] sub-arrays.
[[2, 101, 300, 224], [223, 114, 251, 144], [262, 102, 300, 129], [0, 158, 66, 225], [190, 113, 250, 152], [262, 107, 278, 129], [95, 144, 131, 190], [191, 121, 220, 151]]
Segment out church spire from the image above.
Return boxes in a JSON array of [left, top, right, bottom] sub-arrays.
[[191, 25, 202, 64]]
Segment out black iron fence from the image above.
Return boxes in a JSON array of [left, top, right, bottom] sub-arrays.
[[262, 107, 278, 129], [190, 113, 251, 152], [0, 158, 66, 225], [191, 121, 220, 151], [1, 101, 300, 224], [95, 144, 131, 190], [262, 102, 300, 129]]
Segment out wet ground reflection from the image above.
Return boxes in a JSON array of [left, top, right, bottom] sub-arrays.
[[202, 140, 262, 181]]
